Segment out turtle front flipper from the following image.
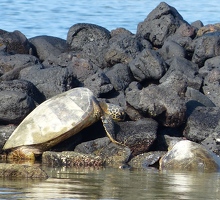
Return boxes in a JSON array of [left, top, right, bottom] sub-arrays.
[[7, 147, 35, 162], [101, 114, 123, 146]]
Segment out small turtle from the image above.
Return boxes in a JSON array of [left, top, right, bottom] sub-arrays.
[[159, 140, 220, 172], [3, 87, 125, 161]]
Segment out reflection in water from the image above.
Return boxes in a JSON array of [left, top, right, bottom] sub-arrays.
[[0, 167, 220, 199]]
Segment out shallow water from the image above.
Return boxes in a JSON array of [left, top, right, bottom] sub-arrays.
[[0, 166, 220, 200], [1, 0, 220, 39]]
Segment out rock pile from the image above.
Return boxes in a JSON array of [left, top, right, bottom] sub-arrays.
[[1, 2, 220, 172]]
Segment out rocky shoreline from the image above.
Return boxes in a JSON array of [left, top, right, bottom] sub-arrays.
[[1, 2, 220, 177]]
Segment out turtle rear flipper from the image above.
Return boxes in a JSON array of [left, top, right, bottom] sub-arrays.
[[101, 114, 123, 146]]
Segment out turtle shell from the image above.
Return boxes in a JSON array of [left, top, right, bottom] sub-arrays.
[[3, 87, 101, 151], [159, 140, 220, 172]]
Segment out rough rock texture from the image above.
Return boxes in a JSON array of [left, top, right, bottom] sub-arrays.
[[42, 151, 104, 167], [0, 163, 48, 178], [137, 2, 187, 47]]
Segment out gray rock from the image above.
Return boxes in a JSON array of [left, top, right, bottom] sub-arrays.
[[105, 63, 134, 91], [0, 125, 16, 151], [0, 30, 31, 54], [138, 73, 187, 127], [129, 48, 167, 82], [0, 91, 35, 124], [137, 2, 186, 47], [19, 65, 77, 99], [29, 35, 67, 62], [192, 32, 220, 67], [0, 79, 45, 104], [184, 107, 220, 143], [0, 54, 40, 81], [199, 56, 220, 77], [83, 72, 113, 97], [202, 69, 220, 107], [159, 40, 186, 60], [185, 87, 216, 117], [105, 34, 142, 66], [67, 23, 111, 68], [160, 57, 202, 90]]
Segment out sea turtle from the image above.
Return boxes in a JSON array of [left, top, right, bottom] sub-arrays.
[[3, 87, 125, 161], [159, 140, 220, 172]]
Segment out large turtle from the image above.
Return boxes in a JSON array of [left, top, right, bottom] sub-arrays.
[[3, 87, 125, 161], [159, 140, 220, 172]]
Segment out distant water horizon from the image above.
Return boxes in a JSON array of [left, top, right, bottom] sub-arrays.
[[1, 0, 220, 39]]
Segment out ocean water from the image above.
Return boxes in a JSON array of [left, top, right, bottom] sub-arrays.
[[1, 0, 220, 39]]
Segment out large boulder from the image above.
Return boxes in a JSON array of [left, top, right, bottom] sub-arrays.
[[137, 2, 187, 47]]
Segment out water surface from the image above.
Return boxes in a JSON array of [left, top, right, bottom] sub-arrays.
[[0, 166, 220, 199], [1, 0, 220, 39]]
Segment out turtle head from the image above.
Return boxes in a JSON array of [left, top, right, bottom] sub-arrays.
[[99, 102, 126, 121]]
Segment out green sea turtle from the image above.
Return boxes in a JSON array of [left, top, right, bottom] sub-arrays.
[[159, 140, 220, 172], [3, 87, 125, 161]]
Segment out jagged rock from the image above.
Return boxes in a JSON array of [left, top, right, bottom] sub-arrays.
[[105, 33, 142, 66], [116, 118, 158, 157], [105, 63, 134, 91], [137, 2, 187, 47], [66, 23, 111, 68], [160, 57, 202, 90], [0, 54, 40, 81], [184, 107, 220, 143], [19, 65, 77, 99], [129, 48, 167, 82], [0, 30, 31, 54], [0, 125, 16, 151], [0, 90, 35, 124], [192, 32, 220, 67]]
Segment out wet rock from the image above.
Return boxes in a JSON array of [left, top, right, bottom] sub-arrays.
[[84, 72, 113, 97], [192, 32, 220, 67], [105, 33, 141, 66], [0, 30, 31, 54], [128, 151, 165, 168], [66, 23, 111, 68], [159, 140, 220, 172], [0, 163, 48, 179], [129, 48, 167, 82], [137, 2, 186, 47], [0, 54, 40, 81], [184, 107, 220, 143], [105, 63, 134, 91], [0, 79, 45, 104], [74, 137, 131, 166], [19, 65, 77, 99], [29, 35, 67, 62], [42, 151, 104, 167], [0, 125, 16, 151], [116, 118, 158, 157], [160, 57, 202, 90], [0, 90, 35, 124]]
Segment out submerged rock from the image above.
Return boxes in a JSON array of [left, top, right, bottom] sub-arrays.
[[0, 163, 48, 178]]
